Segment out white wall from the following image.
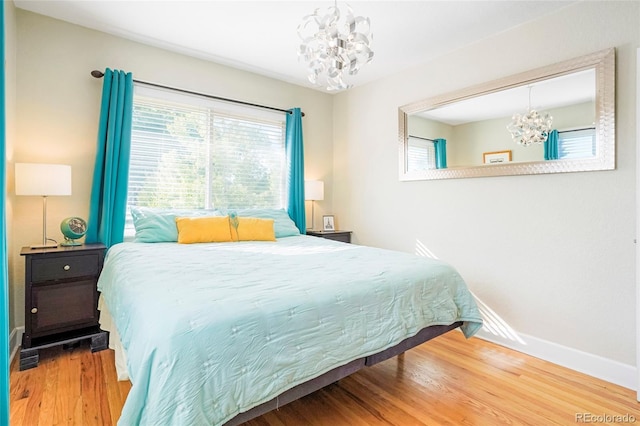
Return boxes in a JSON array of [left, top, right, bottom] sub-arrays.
[[10, 10, 334, 331], [333, 0, 638, 382]]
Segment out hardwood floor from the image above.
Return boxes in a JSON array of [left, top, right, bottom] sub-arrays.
[[10, 331, 640, 425], [10, 342, 131, 425]]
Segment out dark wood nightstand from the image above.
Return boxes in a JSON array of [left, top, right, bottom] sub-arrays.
[[306, 230, 352, 243], [19, 243, 108, 370]]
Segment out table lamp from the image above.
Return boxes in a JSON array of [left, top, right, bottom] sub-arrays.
[[15, 163, 72, 249], [304, 180, 324, 230]]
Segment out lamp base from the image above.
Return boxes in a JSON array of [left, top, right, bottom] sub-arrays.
[[30, 242, 58, 250], [31, 197, 58, 249]]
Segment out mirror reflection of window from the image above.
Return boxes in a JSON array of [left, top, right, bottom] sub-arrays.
[[407, 136, 436, 171], [558, 127, 596, 159]]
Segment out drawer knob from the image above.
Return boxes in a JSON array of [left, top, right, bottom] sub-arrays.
[[31, 308, 38, 314], [63, 265, 71, 271]]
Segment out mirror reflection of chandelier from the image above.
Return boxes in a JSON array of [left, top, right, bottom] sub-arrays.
[[297, 1, 374, 91], [507, 86, 553, 146]]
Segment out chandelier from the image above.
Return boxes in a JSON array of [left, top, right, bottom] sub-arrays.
[[507, 86, 553, 146], [297, 1, 374, 91]]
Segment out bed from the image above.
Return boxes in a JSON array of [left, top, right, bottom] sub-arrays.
[[97, 209, 483, 425]]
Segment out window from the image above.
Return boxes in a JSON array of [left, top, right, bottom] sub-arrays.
[[406, 136, 436, 171], [558, 128, 596, 159], [128, 85, 286, 214], [125, 85, 287, 236]]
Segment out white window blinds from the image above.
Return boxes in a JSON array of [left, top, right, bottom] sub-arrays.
[[558, 128, 596, 159], [406, 136, 436, 171], [128, 85, 287, 212]]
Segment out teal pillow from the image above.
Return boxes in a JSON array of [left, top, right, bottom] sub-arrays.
[[223, 208, 300, 238], [131, 206, 218, 243]]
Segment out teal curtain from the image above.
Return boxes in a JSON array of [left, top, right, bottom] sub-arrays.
[[544, 129, 559, 160], [434, 138, 447, 169], [285, 108, 306, 233], [0, 4, 9, 423], [86, 69, 134, 247]]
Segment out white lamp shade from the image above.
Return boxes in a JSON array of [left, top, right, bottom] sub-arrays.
[[305, 180, 324, 201], [15, 163, 72, 196]]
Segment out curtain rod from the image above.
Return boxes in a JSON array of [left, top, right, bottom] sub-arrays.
[[90, 70, 304, 117], [558, 126, 595, 133], [408, 135, 434, 142]]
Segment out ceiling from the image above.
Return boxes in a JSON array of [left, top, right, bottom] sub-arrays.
[[14, 1, 576, 93]]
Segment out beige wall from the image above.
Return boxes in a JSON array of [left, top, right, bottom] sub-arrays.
[[407, 115, 454, 142], [333, 0, 638, 367], [10, 10, 334, 330], [5, 1, 17, 333]]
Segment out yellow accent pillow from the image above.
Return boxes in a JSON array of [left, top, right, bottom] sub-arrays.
[[230, 217, 276, 242], [175, 216, 233, 244]]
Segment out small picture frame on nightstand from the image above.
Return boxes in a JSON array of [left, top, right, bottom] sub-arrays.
[[323, 215, 335, 231]]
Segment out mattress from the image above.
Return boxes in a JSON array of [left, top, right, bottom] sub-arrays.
[[97, 235, 483, 425]]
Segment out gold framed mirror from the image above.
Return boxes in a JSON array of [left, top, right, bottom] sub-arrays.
[[398, 48, 615, 181]]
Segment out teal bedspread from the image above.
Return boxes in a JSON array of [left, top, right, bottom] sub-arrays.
[[98, 236, 482, 425]]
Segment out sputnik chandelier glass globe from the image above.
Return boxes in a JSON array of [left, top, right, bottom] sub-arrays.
[[507, 86, 553, 146], [297, 1, 374, 91]]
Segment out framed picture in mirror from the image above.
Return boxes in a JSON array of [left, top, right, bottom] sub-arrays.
[[483, 150, 512, 164]]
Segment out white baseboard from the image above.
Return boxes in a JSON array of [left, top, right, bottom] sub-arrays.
[[9, 326, 23, 365], [474, 328, 636, 391]]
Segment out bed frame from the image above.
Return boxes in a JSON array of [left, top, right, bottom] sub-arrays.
[[225, 321, 462, 425]]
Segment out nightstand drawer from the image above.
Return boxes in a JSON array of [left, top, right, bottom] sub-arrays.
[[31, 254, 100, 282], [324, 233, 350, 243]]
